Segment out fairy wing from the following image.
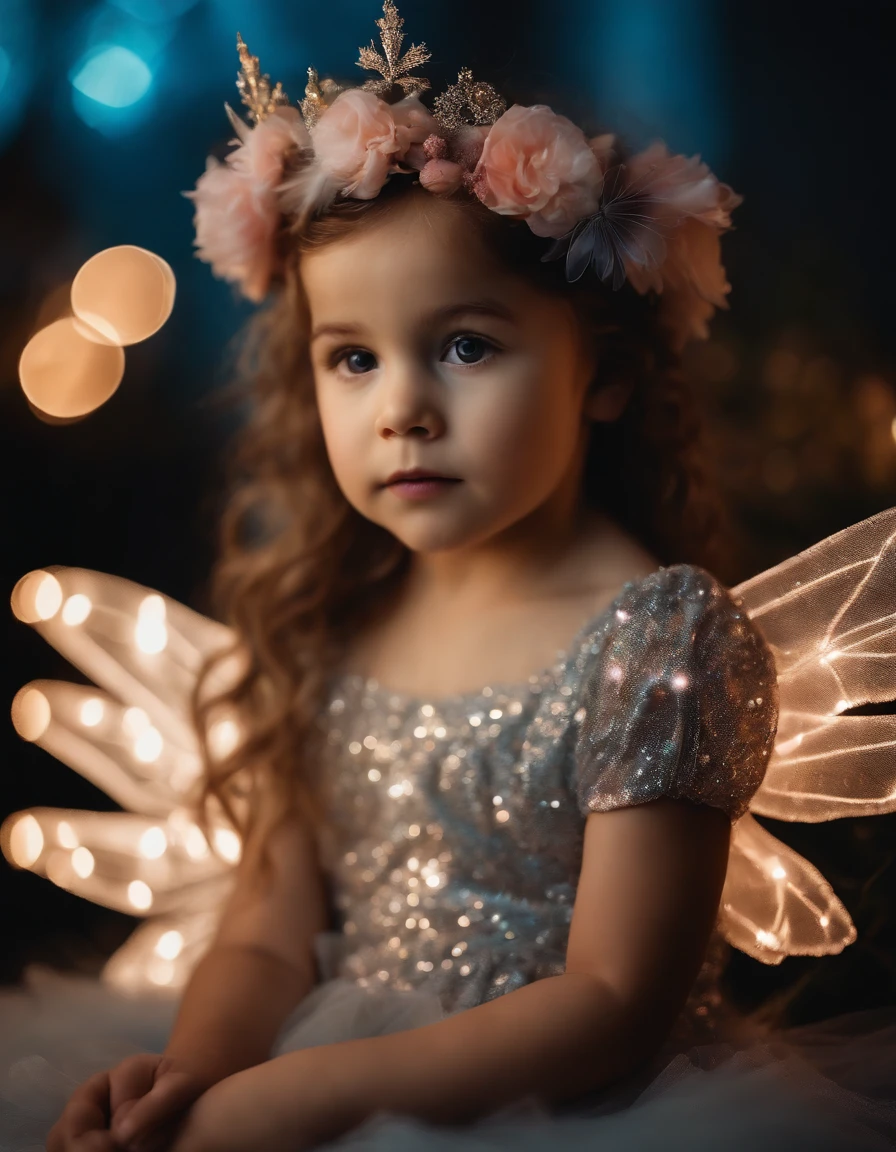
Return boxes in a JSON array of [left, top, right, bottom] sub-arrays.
[[2, 567, 242, 994], [720, 505, 896, 964]]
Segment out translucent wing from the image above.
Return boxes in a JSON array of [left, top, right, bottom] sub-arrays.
[[720, 813, 856, 965], [719, 506, 896, 963], [2, 568, 242, 994]]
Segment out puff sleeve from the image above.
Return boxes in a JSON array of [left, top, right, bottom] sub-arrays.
[[574, 564, 779, 823]]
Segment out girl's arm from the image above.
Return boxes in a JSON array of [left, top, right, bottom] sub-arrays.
[[164, 803, 329, 1081], [112, 799, 329, 1145], [267, 795, 731, 1136]]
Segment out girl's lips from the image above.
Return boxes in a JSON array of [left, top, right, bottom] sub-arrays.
[[386, 478, 462, 501]]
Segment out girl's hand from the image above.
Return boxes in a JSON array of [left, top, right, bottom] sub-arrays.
[[108, 1054, 213, 1152], [45, 1053, 212, 1152], [46, 1067, 118, 1152]]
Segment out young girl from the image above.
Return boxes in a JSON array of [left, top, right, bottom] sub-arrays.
[[3, 5, 896, 1150]]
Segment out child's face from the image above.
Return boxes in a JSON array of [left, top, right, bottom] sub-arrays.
[[301, 194, 602, 555]]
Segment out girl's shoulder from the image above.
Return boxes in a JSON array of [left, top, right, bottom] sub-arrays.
[[572, 559, 767, 677], [573, 561, 781, 823]]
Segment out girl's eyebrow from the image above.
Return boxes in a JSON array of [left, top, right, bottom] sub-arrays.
[[310, 298, 516, 343]]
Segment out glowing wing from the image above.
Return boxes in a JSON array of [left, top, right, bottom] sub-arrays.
[[720, 505, 896, 963], [2, 568, 241, 994]]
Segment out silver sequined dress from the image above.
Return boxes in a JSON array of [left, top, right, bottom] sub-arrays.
[[309, 563, 779, 1045]]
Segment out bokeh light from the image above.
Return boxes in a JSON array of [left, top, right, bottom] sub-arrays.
[[18, 318, 125, 418], [62, 594, 93, 626], [128, 880, 154, 911], [72, 246, 176, 346], [135, 594, 168, 654], [70, 43, 154, 133], [71, 847, 96, 879], [56, 822, 79, 850], [134, 726, 164, 764], [213, 828, 241, 864], [139, 826, 168, 859], [79, 698, 105, 728], [155, 929, 184, 960], [18, 244, 175, 421]]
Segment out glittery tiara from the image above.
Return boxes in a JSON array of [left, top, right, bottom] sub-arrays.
[[185, 0, 743, 350]]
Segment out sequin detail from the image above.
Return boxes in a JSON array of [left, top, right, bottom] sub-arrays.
[[312, 563, 779, 1039], [576, 565, 779, 822]]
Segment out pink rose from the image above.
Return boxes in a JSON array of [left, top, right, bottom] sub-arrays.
[[391, 95, 439, 155], [473, 104, 602, 238], [186, 106, 309, 302], [311, 89, 396, 198], [311, 90, 436, 199]]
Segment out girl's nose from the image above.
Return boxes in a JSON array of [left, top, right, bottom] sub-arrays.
[[375, 364, 445, 439]]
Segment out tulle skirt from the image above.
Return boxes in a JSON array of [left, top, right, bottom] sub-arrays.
[[1, 965, 895, 1152]]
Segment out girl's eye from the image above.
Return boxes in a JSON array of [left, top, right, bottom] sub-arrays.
[[339, 349, 377, 375], [443, 335, 495, 367]]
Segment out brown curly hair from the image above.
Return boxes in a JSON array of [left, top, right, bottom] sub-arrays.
[[190, 147, 732, 866]]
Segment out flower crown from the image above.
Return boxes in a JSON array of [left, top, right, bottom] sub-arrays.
[[186, 0, 742, 350]]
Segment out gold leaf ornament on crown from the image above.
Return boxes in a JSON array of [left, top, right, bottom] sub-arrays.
[[234, 33, 290, 124], [233, 0, 507, 133]]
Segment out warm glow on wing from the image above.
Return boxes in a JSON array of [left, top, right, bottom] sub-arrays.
[[8, 815, 44, 868], [11, 687, 52, 742], [11, 571, 63, 623]]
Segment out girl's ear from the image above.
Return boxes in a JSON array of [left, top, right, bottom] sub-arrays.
[[583, 378, 633, 424]]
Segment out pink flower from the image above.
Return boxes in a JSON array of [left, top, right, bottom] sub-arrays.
[[232, 104, 311, 185], [391, 95, 439, 158], [418, 126, 490, 195], [311, 89, 436, 199], [627, 141, 741, 230], [419, 159, 464, 194], [620, 141, 742, 345], [472, 104, 602, 238], [185, 106, 309, 302], [423, 134, 448, 161]]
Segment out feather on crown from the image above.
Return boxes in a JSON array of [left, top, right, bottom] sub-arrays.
[[184, 0, 743, 350]]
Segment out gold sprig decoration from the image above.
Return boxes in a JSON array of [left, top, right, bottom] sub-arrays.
[[300, 67, 344, 128], [433, 66, 507, 133], [235, 33, 290, 124], [356, 0, 431, 98]]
